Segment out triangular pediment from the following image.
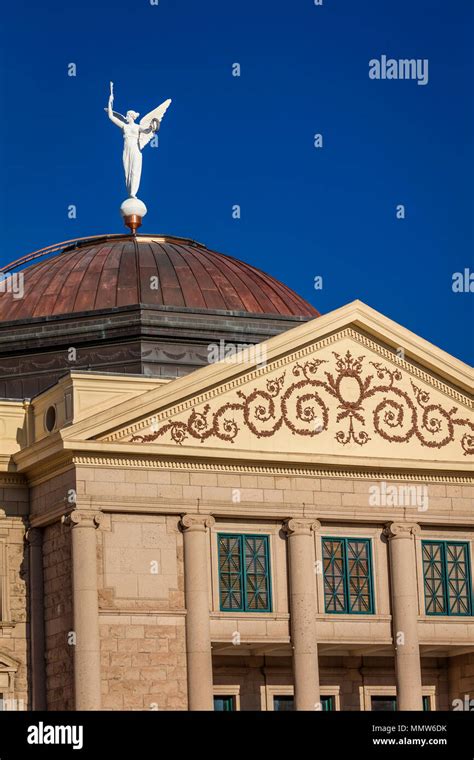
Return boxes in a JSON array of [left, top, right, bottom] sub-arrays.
[[61, 302, 473, 470]]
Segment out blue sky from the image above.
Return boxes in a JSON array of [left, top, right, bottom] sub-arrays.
[[0, 0, 472, 363]]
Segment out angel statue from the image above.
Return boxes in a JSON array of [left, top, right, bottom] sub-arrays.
[[106, 82, 172, 199]]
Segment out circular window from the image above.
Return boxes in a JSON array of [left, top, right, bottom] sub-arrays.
[[45, 405, 57, 433]]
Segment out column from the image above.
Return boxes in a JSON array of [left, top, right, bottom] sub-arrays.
[[63, 510, 102, 711], [283, 518, 320, 711], [180, 514, 215, 711], [25, 528, 46, 710], [384, 522, 423, 710]]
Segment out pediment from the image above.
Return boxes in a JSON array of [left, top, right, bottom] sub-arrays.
[[92, 305, 473, 467]]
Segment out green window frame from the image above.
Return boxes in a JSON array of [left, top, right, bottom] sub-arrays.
[[422, 541, 472, 616], [218, 534, 272, 612], [213, 695, 235, 711], [320, 695, 335, 711], [322, 537, 375, 614]]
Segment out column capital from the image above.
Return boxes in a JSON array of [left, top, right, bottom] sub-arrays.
[[383, 521, 420, 541], [25, 527, 43, 546], [61, 510, 103, 529], [283, 518, 321, 537], [180, 514, 215, 532]]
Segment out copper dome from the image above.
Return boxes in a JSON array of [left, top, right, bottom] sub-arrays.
[[0, 235, 318, 322]]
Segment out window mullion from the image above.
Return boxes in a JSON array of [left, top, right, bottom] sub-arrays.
[[241, 536, 247, 612], [343, 539, 350, 614], [442, 542, 449, 616]]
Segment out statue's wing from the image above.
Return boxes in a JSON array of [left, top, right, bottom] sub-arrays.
[[104, 108, 127, 124], [139, 99, 172, 149]]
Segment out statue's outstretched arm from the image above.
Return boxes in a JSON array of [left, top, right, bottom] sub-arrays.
[[107, 93, 125, 129]]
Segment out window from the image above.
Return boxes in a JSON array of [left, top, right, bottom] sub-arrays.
[[273, 696, 294, 711], [322, 537, 374, 614], [214, 695, 235, 712], [422, 541, 472, 616], [218, 534, 271, 612], [320, 695, 335, 711], [423, 696, 431, 711], [371, 696, 397, 712]]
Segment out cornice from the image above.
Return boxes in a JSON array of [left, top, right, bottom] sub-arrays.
[[26, 460, 75, 488], [71, 453, 473, 483], [0, 473, 27, 486], [52, 496, 474, 527]]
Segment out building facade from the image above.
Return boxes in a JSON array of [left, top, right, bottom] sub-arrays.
[[0, 235, 473, 711]]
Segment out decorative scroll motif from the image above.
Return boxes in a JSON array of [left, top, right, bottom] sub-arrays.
[[61, 511, 103, 529], [130, 351, 474, 455]]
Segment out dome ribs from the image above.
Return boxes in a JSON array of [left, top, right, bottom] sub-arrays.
[[172, 245, 228, 311], [181, 245, 245, 311], [116, 241, 139, 307], [67, 246, 105, 315], [151, 243, 186, 308], [0, 235, 318, 322], [0, 248, 78, 321], [138, 243, 162, 307], [203, 249, 277, 314], [94, 244, 122, 310], [38, 247, 96, 318], [165, 244, 210, 310], [163, 243, 207, 309], [212, 248, 317, 317], [72, 246, 111, 314]]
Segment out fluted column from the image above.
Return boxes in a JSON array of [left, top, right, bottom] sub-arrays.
[[283, 518, 320, 710], [25, 528, 46, 710], [62, 510, 102, 711], [180, 514, 215, 711], [384, 522, 423, 710]]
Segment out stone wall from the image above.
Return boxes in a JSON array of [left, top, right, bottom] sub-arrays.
[[0, 516, 28, 709], [0, 480, 29, 710], [30, 469, 76, 518], [99, 614, 187, 710], [43, 521, 74, 710], [98, 514, 187, 709]]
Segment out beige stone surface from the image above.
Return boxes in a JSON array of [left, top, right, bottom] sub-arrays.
[[43, 521, 74, 710]]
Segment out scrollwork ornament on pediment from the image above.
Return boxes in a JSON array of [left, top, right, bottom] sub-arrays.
[[129, 351, 473, 455]]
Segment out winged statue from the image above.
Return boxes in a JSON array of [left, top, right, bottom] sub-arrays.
[[106, 82, 172, 199]]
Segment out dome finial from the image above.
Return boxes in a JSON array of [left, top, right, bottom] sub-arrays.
[[120, 198, 147, 235]]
